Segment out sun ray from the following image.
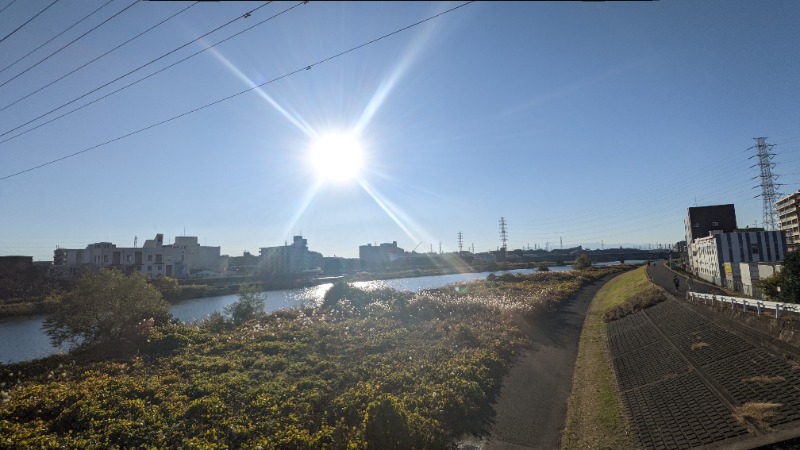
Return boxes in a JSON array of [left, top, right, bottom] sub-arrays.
[[282, 179, 323, 240], [357, 178, 436, 248], [205, 45, 317, 137], [353, 6, 442, 135]]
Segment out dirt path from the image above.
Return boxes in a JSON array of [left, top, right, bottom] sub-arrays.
[[474, 274, 619, 450]]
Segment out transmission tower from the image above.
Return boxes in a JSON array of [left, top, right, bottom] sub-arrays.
[[749, 137, 781, 230], [457, 232, 463, 253], [499, 217, 508, 250]]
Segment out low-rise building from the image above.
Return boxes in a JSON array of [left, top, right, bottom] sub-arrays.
[[54, 233, 226, 279], [689, 228, 787, 289], [359, 241, 404, 271], [739, 262, 782, 298]]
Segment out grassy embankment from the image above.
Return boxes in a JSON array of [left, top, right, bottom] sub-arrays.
[[561, 265, 651, 450], [0, 267, 627, 448]]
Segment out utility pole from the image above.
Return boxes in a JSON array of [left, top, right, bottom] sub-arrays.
[[750, 137, 781, 230], [458, 232, 463, 253]]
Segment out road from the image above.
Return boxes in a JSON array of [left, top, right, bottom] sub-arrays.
[[646, 260, 725, 297]]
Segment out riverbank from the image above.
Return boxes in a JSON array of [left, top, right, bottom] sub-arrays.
[[1, 266, 630, 447], [560, 266, 646, 449], [0, 262, 553, 320]]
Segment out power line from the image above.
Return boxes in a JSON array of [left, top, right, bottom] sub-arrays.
[[0, 0, 139, 89], [0, 1, 274, 138], [0, 1, 301, 146], [0, 0, 114, 76], [0, 0, 59, 45], [0, 0, 19, 16], [0, 1, 475, 181], [0, 1, 197, 113]]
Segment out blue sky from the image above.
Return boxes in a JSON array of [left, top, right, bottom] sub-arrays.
[[1, 1, 799, 261]]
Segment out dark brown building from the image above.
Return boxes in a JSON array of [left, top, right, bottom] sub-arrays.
[[684, 204, 738, 244]]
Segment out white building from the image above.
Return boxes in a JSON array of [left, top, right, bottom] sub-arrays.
[[689, 229, 787, 288], [777, 190, 800, 253], [260, 236, 322, 275], [739, 262, 782, 297], [55, 234, 226, 279]]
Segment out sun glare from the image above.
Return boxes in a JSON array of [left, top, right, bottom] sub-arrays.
[[310, 133, 364, 182]]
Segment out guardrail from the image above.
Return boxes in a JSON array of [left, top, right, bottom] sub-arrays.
[[687, 291, 799, 319]]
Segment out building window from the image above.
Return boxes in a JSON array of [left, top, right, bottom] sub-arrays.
[[148, 255, 153, 262], [693, 223, 699, 228], [712, 221, 719, 226], [751, 245, 759, 255], [126, 255, 132, 263], [147, 266, 152, 271], [103, 255, 109, 263]]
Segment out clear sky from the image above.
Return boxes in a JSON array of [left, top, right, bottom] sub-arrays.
[[1, 1, 799, 261]]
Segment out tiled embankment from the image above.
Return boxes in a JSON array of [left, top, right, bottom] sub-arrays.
[[608, 299, 800, 449]]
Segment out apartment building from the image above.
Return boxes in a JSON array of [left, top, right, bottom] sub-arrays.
[[777, 190, 800, 252]]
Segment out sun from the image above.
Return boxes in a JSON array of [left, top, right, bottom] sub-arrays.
[[309, 133, 364, 182]]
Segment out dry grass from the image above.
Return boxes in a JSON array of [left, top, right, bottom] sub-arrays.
[[690, 342, 709, 351], [561, 266, 645, 450], [603, 287, 666, 323], [733, 402, 782, 430], [742, 375, 786, 384]]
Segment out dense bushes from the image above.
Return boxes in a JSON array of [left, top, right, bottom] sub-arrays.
[[1, 267, 624, 448]]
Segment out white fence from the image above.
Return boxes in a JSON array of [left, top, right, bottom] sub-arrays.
[[687, 291, 799, 319]]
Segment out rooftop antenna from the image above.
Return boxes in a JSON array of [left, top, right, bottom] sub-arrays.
[[134, 236, 137, 248]]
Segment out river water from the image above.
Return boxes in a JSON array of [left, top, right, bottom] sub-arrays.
[[0, 262, 639, 364]]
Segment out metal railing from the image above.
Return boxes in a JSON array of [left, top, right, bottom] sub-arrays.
[[687, 291, 799, 319]]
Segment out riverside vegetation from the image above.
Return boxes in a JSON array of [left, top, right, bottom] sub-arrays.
[[1, 266, 629, 448]]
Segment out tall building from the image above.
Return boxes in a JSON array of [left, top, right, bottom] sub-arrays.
[[259, 236, 323, 275], [777, 190, 800, 252]]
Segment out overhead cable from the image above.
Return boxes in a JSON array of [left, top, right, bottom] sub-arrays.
[[0, 0, 115, 76], [0, 0, 139, 89], [0, 1, 273, 137], [0, 1, 198, 112], [0, 1, 299, 144], [0, 0, 18, 16], [0, 1, 475, 181], [0, 0, 59, 45]]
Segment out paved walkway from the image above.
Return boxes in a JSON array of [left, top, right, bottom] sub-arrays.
[[607, 263, 800, 449], [462, 274, 619, 450]]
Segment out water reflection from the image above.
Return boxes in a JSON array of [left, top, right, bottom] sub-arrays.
[[0, 261, 640, 363]]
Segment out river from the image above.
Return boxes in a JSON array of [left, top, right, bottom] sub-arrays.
[[0, 262, 640, 364]]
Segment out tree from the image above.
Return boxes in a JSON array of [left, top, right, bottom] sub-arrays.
[[43, 269, 172, 347], [758, 251, 800, 303], [150, 276, 180, 301], [573, 254, 592, 270], [225, 284, 266, 325]]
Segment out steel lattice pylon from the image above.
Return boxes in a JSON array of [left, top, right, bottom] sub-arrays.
[[750, 137, 781, 230]]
